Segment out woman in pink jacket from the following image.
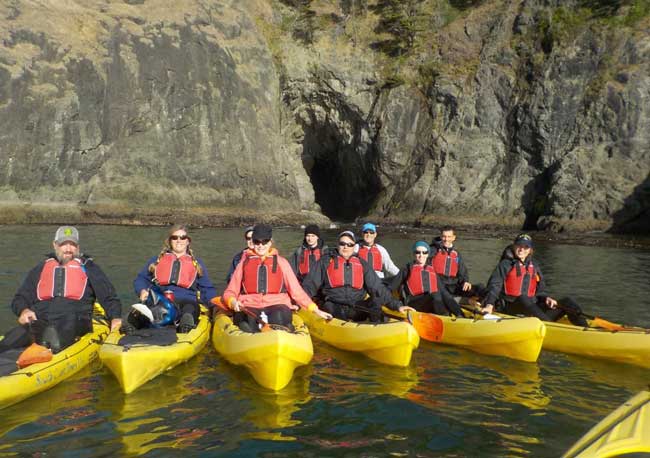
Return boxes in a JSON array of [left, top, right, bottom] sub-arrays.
[[223, 224, 331, 332]]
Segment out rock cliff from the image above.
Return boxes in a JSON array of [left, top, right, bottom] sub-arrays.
[[0, 0, 648, 233]]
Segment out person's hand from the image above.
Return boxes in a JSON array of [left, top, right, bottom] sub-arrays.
[[314, 308, 332, 320], [230, 299, 243, 312], [288, 303, 300, 311], [398, 305, 415, 314], [110, 318, 122, 332], [545, 297, 558, 308], [481, 304, 494, 314], [462, 282, 472, 292], [139, 289, 149, 302], [18, 308, 37, 325]]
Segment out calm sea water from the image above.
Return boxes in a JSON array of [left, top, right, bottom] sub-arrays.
[[1, 225, 650, 457]]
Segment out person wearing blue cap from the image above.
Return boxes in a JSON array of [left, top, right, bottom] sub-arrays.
[[302, 230, 411, 322], [289, 224, 329, 284], [225, 226, 255, 284], [354, 222, 400, 279], [481, 234, 587, 326], [388, 241, 462, 316]]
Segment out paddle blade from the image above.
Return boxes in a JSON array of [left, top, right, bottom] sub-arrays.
[[211, 296, 230, 312], [409, 311, 444, 342], [17, 342, 53, 368], [131, 303, 154, 322], [590, 316, 626, 332]]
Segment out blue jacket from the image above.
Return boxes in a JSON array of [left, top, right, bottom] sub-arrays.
[[134, 254, 217, 305]]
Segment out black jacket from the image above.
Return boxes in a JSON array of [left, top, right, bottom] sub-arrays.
[[11, 254, 122, 321], [302, 252, 402, 310]]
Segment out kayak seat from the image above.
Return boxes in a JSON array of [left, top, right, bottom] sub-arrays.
[[118, 327, 178, 346]]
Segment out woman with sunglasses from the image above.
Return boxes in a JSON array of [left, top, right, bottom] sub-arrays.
[[302, 230, 411, 322], [480, 234, 587, 325], [133, 224, 217, 333], [388, 241, 462, 316], [223, 224, 332, 332]]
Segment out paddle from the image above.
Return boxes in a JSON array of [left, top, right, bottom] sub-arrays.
[[554, 305, 628, 332], [459, 304, 502, 321], [210, 296, 272, 332], [381, 307, 444, 342], [16, 320, 53, 369]]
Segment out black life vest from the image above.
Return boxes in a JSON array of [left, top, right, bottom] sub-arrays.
[[242, 255, 286, 294], [326, 255, 364, 290], [405, 264, 439, 296], [432, 248, 459, 278], [504, 260, 539, 298], [298, 246, 322, 276], [37, 258, 88, 301], [357, 244, 382, 272], [154, 253, 198, 289]]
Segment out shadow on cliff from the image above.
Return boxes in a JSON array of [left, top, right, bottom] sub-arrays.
[[610, 172, 650, 234], [301, 121, 382, 222], [521, 164, 558, 231]]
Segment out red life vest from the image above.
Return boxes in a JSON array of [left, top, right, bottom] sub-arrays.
[[298, 247, 322, 276], [405, 264, 438, 296], [358, 244, 382, 272], [154, 253, 198, 289], [432, 249, 459, 278], [37, 258, 88, 301], [241, 255, 286, 294], [504, 261, 539, 297], [326, 256, 364, 290]]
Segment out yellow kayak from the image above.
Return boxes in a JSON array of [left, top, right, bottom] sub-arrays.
[[563, 390, 650, 458], [542, 319, 650, 369], [0, 318, 109, 410], [435, 313, 546, 362], [298, 309, 420, 367], [212, 312, 313, 391], [100, 307, 210, 394]]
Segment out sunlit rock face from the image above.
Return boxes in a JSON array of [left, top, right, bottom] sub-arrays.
[[0, 1, 648, 233]]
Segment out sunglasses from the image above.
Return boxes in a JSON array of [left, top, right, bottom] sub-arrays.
[[338, 241, 355, 248], [245, 236, 252, 241], [414, 250, 428, 255], [170, 235, 190, 241], [253, 239, 271, 245], [363, 230, 376, 234]]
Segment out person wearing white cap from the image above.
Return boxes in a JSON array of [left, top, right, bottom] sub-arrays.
[[481, 234, 588, 326], [354, 222, 400, 279], [302, 230, 412, 322], [1, 226, 122, 353]]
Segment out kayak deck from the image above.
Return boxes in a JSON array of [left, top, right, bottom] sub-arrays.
[[563, 390, 650, 458], [0, 319, 109, 410], [542, 319, 650, 369], [212, 313, 313, 391], [298, 310, 420, 367], [100, 309, 210, 394], [436, 313, 546, 362]]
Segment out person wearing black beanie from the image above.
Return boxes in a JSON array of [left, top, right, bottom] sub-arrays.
[[290, 224, 328, 283]]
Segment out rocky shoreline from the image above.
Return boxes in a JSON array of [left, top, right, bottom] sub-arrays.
[[1, 203, 648, 250]]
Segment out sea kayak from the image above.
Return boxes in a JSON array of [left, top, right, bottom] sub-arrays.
[[563, 390, 650, 458], [0, 317, 109, 410], [542, 319, 650, 368], [435, 313, 546, 362], [298, 310, 420, 367], [212, 312, 313, 391], [100, 307, 210, 393]]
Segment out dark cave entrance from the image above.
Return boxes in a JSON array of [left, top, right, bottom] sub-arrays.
[[301, 122, 382, 222]]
